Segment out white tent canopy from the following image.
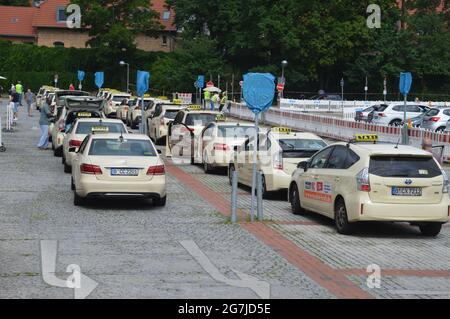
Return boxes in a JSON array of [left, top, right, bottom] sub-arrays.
[[204, 86, 222, 93]]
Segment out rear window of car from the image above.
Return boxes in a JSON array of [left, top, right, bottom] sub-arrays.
[[186, 114, 217, 126], [443, 109, 450, 117], [66, 111, 101, 125], [89, 139, 157, 157], [76, 122, 126, 134], [425, 109, 440, 116], [369, 156, 441, 178], [376, 105, 388, 112], [164, 110, 181, 119], [112, 96, 130, 102], [279, 139, 327, 158]]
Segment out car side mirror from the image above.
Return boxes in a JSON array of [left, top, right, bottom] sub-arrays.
[[297, 161, 308, 172], [68, 147, 77, 153]]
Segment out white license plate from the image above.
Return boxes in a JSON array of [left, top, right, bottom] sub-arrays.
[[392, 187, 422, 197], [111, 168, 139, 176]]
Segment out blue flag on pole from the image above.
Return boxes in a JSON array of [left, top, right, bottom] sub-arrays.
[[137, 71, 150, 97], [399, 72, 412, 95], [243, 73, 276, 114], [77, 70, 85, 82], [95, 72, 104, 89]]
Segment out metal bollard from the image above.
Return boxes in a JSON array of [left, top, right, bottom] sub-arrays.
[[231, 169, 238, 223], [257, 171, 264, 222]]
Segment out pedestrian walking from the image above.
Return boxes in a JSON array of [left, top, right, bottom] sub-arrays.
[[9, 87, 20, 121], [212, 93, 220, 111], [422, 137, 443, 165], [37, 97, 52, 150], [15, 81, 24, 106], [25, 89, 36, 117], [69, 83, 75, 91], [219, 92, 228, 112], [204, 90, 211, 110]]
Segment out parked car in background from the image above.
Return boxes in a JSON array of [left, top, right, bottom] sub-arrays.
[[421, 108, 450, 132], [371, 103, 430, 126], [355, 106, 375, 122], [310, 94, 342, 101], [405, 113, 426, 128]]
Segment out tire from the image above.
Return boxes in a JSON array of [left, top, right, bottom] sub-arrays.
[[62, 155, 65, 165], [389, 119, 402, 127], [260, 174, 270, 199], [203, 154, 213, 173], [73, 191, 84, 206], [154, 196, 166, 207], [53, 146, 62, 157], [290, 184, 306, 215], [436, 127, 445, 133], [419, 223, 442, 237], [64, 162, 71, 174], [228, 165, 236, 186], [334, 198, 353, 235], [71, 177, 75, 191]]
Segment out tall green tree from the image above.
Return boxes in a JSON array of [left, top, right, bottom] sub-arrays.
[[0, 0, 30, 5]]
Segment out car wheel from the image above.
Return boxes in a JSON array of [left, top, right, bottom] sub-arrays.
[[228, 165, 236, 186], [334, 198, 353, 235], [436, 127, 445, 133], [154, 196, 167, 207], [64, 162, 71, 174], [73, 191, 84, 206], [71, 177, 75, 191], [389, 119, 402, 127], [261, 174, 270, 199], [419, 223, 442, 237], [53, 147, 62, 157], [290, 184, 306, 215], [203, 154, 213, 173], [62, 154, 65, 165]]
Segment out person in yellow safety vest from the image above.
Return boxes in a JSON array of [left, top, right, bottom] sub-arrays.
[[219, 92, 228, 112], [204, 90, 212, 110], [212, 93, 220, 111]]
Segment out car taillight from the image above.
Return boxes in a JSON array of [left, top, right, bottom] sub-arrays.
[[442, 170, 449, 194], [147, 165, 165, 175], [378, 113, 386, 117], [80, 164, 102, 175], [356, 168, 370, 192], [273, 152, 283, 170], [430, 117, 441, 122], [213, 143, 230, 151], [69, 140, 82, 147]]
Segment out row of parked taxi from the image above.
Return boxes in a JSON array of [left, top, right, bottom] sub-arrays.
[[38, 86, 449, 236]]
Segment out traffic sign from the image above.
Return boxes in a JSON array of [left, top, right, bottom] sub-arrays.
[[399, 72, 412, 95], [206, 81, 214, 88], [277, 83, 285, 92]]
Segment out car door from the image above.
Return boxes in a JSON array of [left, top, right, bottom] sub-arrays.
[[299, 146, 334, 213], [236, 139, 254, 185], [169, 112, 185, 151], [150, 105, 163, 139], [72, 136, 90, 188], [322, 146, 360, 217], [201, 124, 216, 162]]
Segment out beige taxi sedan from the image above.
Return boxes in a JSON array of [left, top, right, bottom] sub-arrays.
[[70, 133, 166, 207], [289, 135, 450, 236], [62, 118, 128, 173], [230, 128, 327, 197]]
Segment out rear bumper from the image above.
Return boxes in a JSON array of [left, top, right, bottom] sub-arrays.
[[349, 196, 450, 223], [76, 175, 166, 198]]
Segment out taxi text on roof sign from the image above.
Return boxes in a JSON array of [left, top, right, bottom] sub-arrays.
[[188, 105, 202, 111], [215, 114, 227, 122], [91, 126, 109, 133], [355, 134, 378, 142], [77, 112, 92, 117], [173, 99, 183, 105], [272, 127, 292, 134]]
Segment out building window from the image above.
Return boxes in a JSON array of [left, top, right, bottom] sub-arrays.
[[162, 11, 171, 20], [53, 41, 65, 47], [162, 36, 168, 46], [57, 7, 67, 22]]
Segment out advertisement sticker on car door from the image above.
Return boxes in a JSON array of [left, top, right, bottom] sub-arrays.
[[304, 181, 332, 203]]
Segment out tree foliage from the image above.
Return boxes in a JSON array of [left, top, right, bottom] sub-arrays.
[[0, 0, 29, 5]]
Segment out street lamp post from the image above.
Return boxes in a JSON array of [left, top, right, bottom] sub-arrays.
[[119, 61, 130, 93], [281, 60, 288, 99]]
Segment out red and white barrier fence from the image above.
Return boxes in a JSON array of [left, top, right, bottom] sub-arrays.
[[229, 102, 450, 162]]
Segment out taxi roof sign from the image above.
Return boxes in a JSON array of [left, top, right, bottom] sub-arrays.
[[173, 99, 183, 105], [271, 127, 291, 134], [215, 114, 227, 122], [91, 126, 109, 133], [188, 104, 202, 111], [354, 134, 378, 143]]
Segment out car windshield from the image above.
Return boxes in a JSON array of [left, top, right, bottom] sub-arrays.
[[279, 139, 327, 151], [369, 156, 441, 178], [164, 110, 181, 119], [425, 109, 440, 117], [185, 114, 218, 126], [89, 139, 157, 157], [76, 122, 126, 134], [218, 126, 256, 138], [375, 105, 388, 112]]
